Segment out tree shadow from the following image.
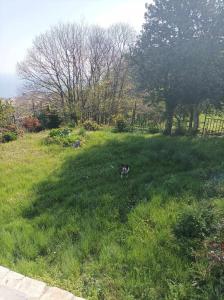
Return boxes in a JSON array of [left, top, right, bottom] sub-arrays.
[[24, 134, 224, 222], [21, 133, 224, 298]]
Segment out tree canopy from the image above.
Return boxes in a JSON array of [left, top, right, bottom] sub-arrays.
[[0, 99, 15, 128], [18, 23, 135, 124], [132, 0, 224, 134]]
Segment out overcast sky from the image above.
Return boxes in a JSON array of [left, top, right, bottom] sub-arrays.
[[0, 0, 148, 74]]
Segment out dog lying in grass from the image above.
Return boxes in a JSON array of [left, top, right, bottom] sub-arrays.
[[120, 164, 130, 178]]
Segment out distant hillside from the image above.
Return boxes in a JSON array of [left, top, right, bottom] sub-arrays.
[[0, 73, 22, 98]]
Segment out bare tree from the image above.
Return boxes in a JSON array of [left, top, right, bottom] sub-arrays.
[[17, 22, 135, 123]]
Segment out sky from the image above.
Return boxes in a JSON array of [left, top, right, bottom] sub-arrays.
[[0, 0, 149, 97]]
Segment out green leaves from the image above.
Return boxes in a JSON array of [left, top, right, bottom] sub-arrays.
[[0, 99, 15, 128], [132, 0, 224, 134]]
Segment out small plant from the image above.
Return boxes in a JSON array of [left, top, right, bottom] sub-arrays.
[[83, 120, 100, 131], [49, 128, 72, 138], [22, 116, 41, 132], [2, 131, 17, 143], [46, 128, 82, 147], [173, 206, 216, 259], [173, 206, 215, 242], [78, 127, 86, 137], [114, 115, 127, 132]]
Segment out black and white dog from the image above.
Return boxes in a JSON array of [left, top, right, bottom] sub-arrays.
[[120, 164, 130, 178]]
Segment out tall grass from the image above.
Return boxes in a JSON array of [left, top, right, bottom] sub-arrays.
[[0, 130, 224, 299]]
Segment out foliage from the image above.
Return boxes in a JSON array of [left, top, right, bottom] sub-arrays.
[[1, 131, 18, 143], [114, 115, 128, 132], [38, 109, 61, 129], [1, 131, 224, 299], [22, 116, 41, 132], [189, 216, 224, 299], [0, 99, 15, 128], [173, 127, 188, 136], [0, 125, 23, 143], [147, 127, 160, 134], [46, 128, 82, 147], [132, 0, 224, 135], [174, 206, 215, 241], [18, 23, 135, 125], [49, 128, 72, 138], [0, 124, 23, 136], [78, 127, 86, 137], [83, 120, 100, 131]]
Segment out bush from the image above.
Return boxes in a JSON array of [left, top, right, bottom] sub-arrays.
[[38, 111, 61, 129], [49, 128, 72, 138], [22, 117, 41, 132], [173, 206, 215, 241], [4, 124, 17, 134], [114, 115, 127, 132], [2, 131, 18, 143], [0, 124, 23, 143], [46, 128, 81, 147], [0, 99, 14, 128], [78, 127, 86, 137], [173, 126, 188, 136], [83, 120, 100, 131], [172, 206, 216, 259], [147, 127, 160, 134], [0, 125, 23, 137]]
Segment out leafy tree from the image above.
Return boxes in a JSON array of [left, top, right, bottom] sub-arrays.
[[132, 0, 224, 135], [0, 99, 15, 128]]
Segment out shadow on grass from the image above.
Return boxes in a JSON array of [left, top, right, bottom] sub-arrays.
[[21, 133, 224, 298], [25, 134, 224, 221]]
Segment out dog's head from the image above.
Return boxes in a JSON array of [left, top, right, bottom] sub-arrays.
[[120, 164, 130, 174]]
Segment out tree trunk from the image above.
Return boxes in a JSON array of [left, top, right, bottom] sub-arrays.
[[164, 102, 175, 135], [193, 106, 199, 133], [131, 100, 137, 126], [188, 107, 193, 130]]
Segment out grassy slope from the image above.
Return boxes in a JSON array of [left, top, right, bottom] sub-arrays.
[[0, 130, 224, 299]]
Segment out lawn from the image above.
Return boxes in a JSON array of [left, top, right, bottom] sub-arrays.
[[0, 129, 224, 299]]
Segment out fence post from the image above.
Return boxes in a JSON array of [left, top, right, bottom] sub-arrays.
[[202, 107, 208, 136]]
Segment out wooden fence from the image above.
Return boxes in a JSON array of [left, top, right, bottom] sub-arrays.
[[202, 116, 224, 136]]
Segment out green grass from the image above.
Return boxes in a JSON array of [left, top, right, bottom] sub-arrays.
[[0, 130, 224, 299]]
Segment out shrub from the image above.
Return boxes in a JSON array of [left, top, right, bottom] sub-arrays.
[[174, 211, 205, 240], [49, 128, 72, 138], [22, 117, 41, 132], [0, 124, 24, 143], [147, 127, 160, 134], [46, 128, 81, 147], [4, 124, 17, 133], [38, 111, 61, 129], [172, 206, 216, 259], [114, 115, 127, 132], [83, 120, 100, 131], [173, 126, 188, 136], [0, 99, 14, 128], [2, 131, 17, 143], [0, 125, 24, 137], [173, 206, 215, 242], [78, 127, 86, 137]]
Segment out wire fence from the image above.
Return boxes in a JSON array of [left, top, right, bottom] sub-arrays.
[[82, 110, 224, 136]]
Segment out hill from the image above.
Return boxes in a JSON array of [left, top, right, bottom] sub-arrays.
[[0, 130, 223, 299]]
